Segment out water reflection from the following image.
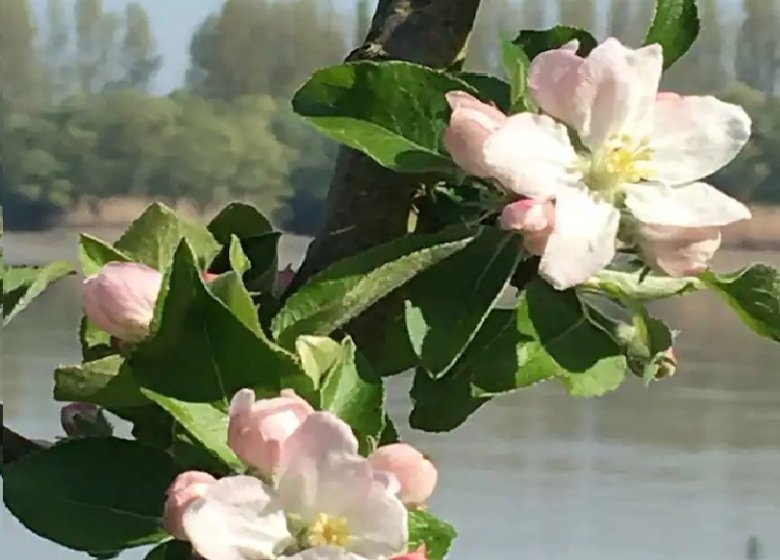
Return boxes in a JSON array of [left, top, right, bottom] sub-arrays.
[[3, 232, 779, 560]]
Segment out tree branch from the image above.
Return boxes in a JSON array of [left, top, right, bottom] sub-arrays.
[[290, 0, 483, 348], [2, 404, 44, 466]]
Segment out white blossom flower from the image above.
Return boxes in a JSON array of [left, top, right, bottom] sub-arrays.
[[444, 38, 752, 288]]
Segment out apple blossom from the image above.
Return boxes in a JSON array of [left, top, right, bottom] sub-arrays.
[[444, 38, 752, 289], [163, 471, 217, 541], [227, 388, 314, 477], [82, 261, 163, 342]]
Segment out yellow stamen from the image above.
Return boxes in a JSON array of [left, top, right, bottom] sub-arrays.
[[584, 134, 656, 192], [308, 513, 351, 548]]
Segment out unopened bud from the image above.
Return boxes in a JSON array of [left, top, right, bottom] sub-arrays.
[[60, 403, 113, 438]]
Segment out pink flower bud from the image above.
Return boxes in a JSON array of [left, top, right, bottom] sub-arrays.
[[637, 224, 721, 277], [82, 262, 163, 342], [60, 403, 113, 438], [272, 264, 296, 298], [500, 198, 556, 256], [392, 545, 428, 560], [368, 443, 438, 507], [163, 471, 216, 541], [227, 388, 314, 476], [444, 91, 508, 177]]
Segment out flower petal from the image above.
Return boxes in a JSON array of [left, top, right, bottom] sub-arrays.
[[276, 412, 366, 520], [282, 547, 370, 560], [637, 224, 722, 277], [482, 113, 579, 199], [182, 476, 292, 560], [346, 486, 408, 558], [624, 182, 752, 228], [444, 91, 507, 177], [573, 38, 663, 149], [529, 44, 585, 128], [539, 188, 620, 289], [650, 93, 752, 185]]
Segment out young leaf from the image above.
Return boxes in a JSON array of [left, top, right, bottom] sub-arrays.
[[513, 26, 598, 61], [141, 390, 244, 473], [700, 264, 780, 342], [271, 226, 474, 347], [319, 337, 384, 452], [130, 241, 305, 403], [207, 202, 273, 241], [521, 278, 628, 397], [3, 438, 179, 553], [3, 261, 74, 326], [408, 510, 457, 560], [54, 355, 147, 408], [293, 61, 481, 173], [580, 268, 703, 300], [79, 234, 131, 276], [500, 40, 535, 113], [113, 203, 221, 271], [645, 0, 700, 69], [404, 227, 522, 378], [143, 541, 192, 560]]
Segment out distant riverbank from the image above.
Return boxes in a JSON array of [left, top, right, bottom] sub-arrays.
[[6, 197, 780, 252]]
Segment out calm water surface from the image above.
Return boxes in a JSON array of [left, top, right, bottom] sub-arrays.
[[3, 229, 779, 560]]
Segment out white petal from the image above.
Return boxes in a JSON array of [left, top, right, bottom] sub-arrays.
[[529, 45, 585, 129], [637, 224, 722, 277], [282, 547, 369, 560], [182, 476, 292, 560], [651, 94, 752, 185], [229, 389, 256, 418], [482, 113, 579, 199], [575, 39, 663, 149], [372, 470, 402, 497], [346, 487, 408, 558], [540, 188, 620, 290], [624, 182, 752, 228], [276, 412, 368, 520]]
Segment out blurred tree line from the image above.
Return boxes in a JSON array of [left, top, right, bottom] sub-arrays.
[[1, 0, 779, 232]]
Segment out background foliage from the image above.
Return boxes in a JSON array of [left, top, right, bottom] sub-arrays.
[[2, 0, 779, 233]]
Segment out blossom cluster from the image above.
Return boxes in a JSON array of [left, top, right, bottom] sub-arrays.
[[162, 389, 437, 560], [444, 38, 753, 289]]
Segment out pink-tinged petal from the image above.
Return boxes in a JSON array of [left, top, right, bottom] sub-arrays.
[[368, 443, 438, 507], [444, 91, 508, 177], [482, 113, 579, 199], [637, 224, 722, 277], [227, 388, 314, 476], [651, 94, 752, 185], [624, 182, 752, 228], [529, 45, 585, 128], [392, 545, 428, 560], [539, 188, 620, 289], [163, 471, 217, 541], [276, 412, 364, 520], [82, 262, 163, 342], [182, 475, 291, 560], [500, 199, 555, 233], [573, 38, 663, 149], [284, 547, 371, 560], [345, 488, 408, 559]]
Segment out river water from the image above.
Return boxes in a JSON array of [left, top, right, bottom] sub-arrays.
[[3, 228, 779, 560]]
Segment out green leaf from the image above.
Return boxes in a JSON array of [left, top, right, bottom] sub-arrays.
[[513, 26, 598, 60], [500, 40, 535, 113], [207, 241, 263, 337], [319, 337, 384, 451], [409, 366, 488, 433], [295, 335, 343, 389], [645, 0, 700, 69], [141, 390, 243, 473], [405, 227, 522, 377], [272, 226, 474, 348], [114, 203, 221, 271], [408, 510, 457, 560], [130, 242, 305, 403], [521, 278, 627, 397], [3, 261, 74, 326], [143, 541, 192, 560], [454, 72, 511, 112], [208, 204, 279, 293], [581, 268, 703, 300], [2, 438, 179, 553], [293, 61, 480, 173], [701, 264, 780, 342], [54, 355, 147, 408], [79, 234, 130, 276], [207, 202, 273, 241]]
